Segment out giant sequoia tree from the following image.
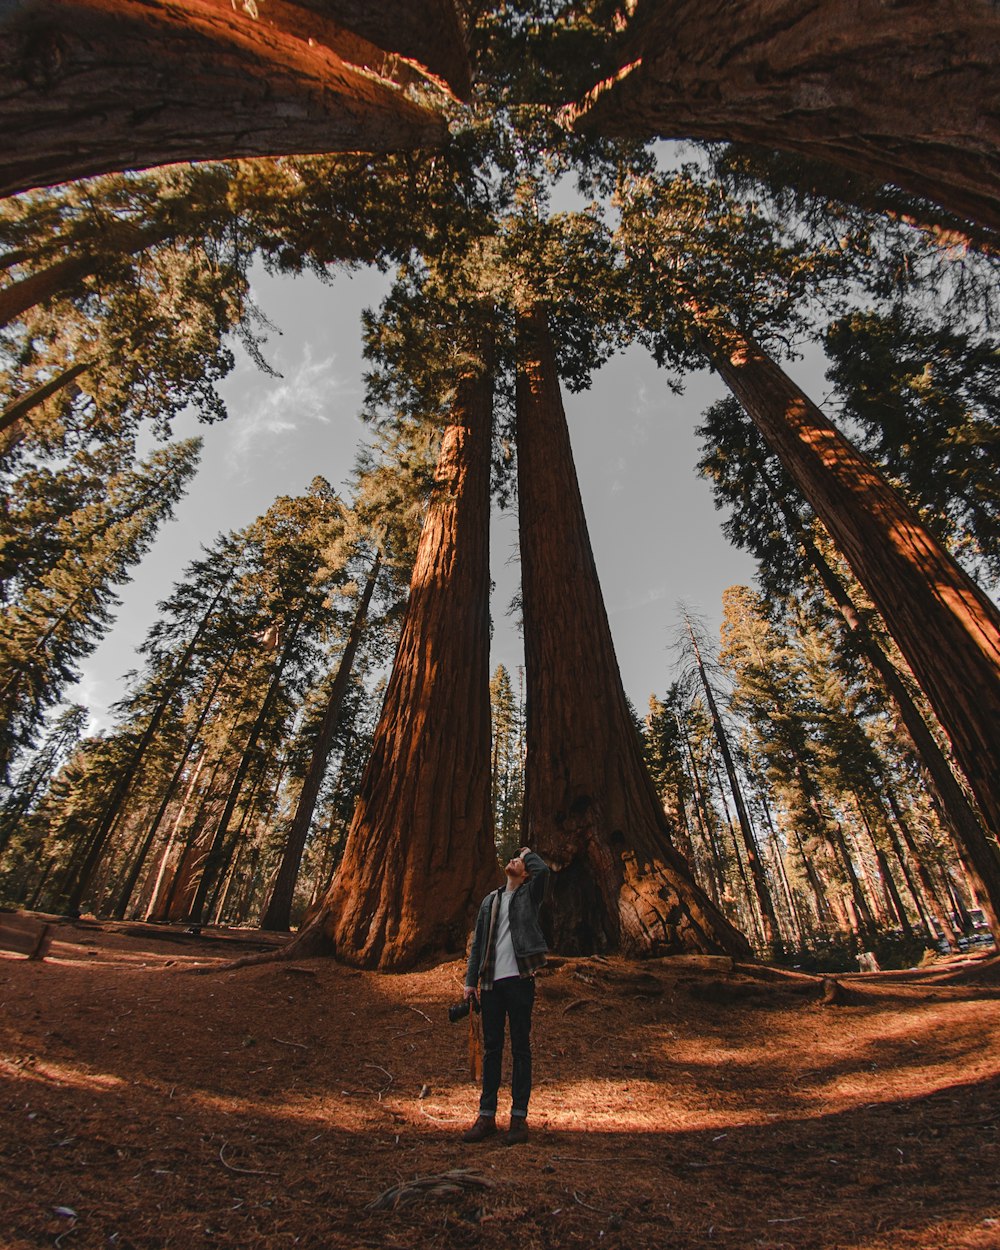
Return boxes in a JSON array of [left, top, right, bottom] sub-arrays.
[[516, 304, 750, 958], [293, 333, 499, 969], [567, 0, 1000, 236], [0, 0, 467, 197]]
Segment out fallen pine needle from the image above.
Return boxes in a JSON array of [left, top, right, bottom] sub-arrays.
[[218, 1141, 279, 1176], [419, 1106, 464, 1123], [271, 1036, 308, 1050]]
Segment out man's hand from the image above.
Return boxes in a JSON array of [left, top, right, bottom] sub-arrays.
[[464, 985, 478, 1004], [518, 846, 531, 858]]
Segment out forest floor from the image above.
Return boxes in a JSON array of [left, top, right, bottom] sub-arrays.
[[1, 919, 999, 1250]]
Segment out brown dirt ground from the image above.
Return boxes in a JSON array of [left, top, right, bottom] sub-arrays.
[[1, 920, 999, 1250]]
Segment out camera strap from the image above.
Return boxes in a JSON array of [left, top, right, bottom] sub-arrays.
[[467, 1004, 482, 1082]]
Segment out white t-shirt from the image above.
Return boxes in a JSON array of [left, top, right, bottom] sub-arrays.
[[492, 887, 520, 981]]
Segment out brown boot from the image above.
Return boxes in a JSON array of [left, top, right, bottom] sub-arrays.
[[461, 1115, 497, 1143], [503, 1118, 529, 1146]]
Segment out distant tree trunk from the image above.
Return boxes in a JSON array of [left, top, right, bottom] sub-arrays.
[[515, 304, 750, 959], [757, 798, 804, 948], [568, 1, 1000, 237], [58, 582, 227, 916], [291, 343, 499, 969], [186, 609, 304, 926], [780, 502, 1000, 938], [712, 762, 758, 934], [675, 715, 724, 903], [844, 819, 890, 928], [709, 324, 1000, 920], [209, 750, 278, 924], [828, 820, 877, 943], [158, 735, 235, 922], [887, 795, 961, 949], [113, 642, 236, 919], [853, 798, 914, 938], [261, 552, 381, 931], [787, 809, 840, 938], [0, 0, 462, 199], [145, 747, 211, 921], [878, 813, 936, 943], [687, 622, 781, 953]]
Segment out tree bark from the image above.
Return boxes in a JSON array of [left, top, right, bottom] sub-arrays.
[[708, 324, 1000, 911], [0, 0, 461, 199], [0, 361, 90, 450], [515, 304, 750, 959], [261, 552, 380, 931], [687, 624, 781, 953], [295, 346, 498, 969], [567, 1, 1000, 237], [186, 608, 304, 925], [786, 523, 1000, 937]]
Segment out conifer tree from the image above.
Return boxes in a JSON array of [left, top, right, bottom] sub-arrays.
[[297, 332, 499, 968], [0, 438, 201, 776], [489, 662, 526, 861], [516, 303, 749, 957]]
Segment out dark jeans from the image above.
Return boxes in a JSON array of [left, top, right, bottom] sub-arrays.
[[479, 975, 535, 1119]]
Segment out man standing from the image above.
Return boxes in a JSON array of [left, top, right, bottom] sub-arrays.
[[462, 846, 550, 1146]]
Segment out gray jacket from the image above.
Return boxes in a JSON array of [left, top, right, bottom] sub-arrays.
[[465, 850, 550, 988]]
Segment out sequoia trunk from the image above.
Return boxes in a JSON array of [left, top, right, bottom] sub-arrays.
[[568, 1, 1000, 236], [516, 305, 750, 959], [0, 0, 463, 198], [297, 348, 498, 969], [710, 325, 1000, 901]]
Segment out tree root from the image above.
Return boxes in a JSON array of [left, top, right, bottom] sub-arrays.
[[180, 910, 333, 974]]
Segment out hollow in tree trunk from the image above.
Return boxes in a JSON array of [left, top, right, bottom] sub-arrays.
[[515, 304, 751, 959]]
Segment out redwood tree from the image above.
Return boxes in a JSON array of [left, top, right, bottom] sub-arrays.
[[0, 0, 465, 198], [567, 1, 1000, 237], [707, 322, 1000, 904], [295, 346, 499, 969], [516, 303, 750, 959]]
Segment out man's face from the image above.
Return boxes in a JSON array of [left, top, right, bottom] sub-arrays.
[[505, 855, 528, 885]]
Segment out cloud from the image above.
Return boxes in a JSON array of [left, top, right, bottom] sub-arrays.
[[609, 583, 670, 616], [225, 343, 357, 470], [61, 670, 114, 736]]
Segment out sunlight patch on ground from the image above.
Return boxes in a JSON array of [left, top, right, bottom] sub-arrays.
[[0, 1052, 127, 1092]]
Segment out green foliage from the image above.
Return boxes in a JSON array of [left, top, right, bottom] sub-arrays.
[[825, 308, 1000, 584], [490, 663, 525, 859], [0, 438, 201, 776]]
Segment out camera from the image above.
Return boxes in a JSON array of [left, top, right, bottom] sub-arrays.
[[448, 997, 481, 1023]]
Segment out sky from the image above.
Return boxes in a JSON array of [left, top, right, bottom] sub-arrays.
[[67, 254, 771, 735]]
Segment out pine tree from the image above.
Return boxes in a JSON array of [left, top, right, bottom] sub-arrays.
[[0, 438, 201, 776], [490, 662, 525, 861]]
